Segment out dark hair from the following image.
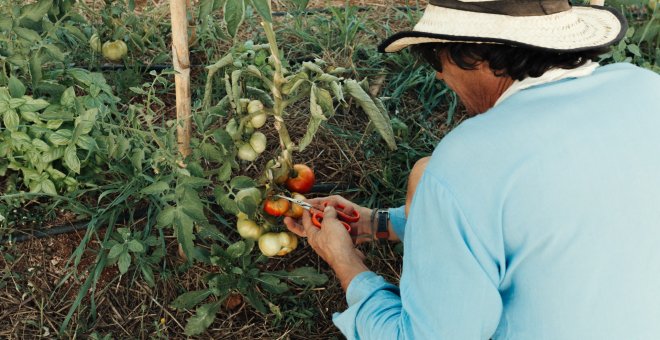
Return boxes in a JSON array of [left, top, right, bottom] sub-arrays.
[[411, 43, 610, 81]]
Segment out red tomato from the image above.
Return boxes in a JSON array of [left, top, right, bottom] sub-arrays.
[[285, 164, 315, 194], [263, 197, 291, 217]]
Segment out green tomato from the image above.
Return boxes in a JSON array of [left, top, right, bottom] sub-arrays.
[[89, 34, 102, 52], [249, 132, 267, 154], [237, 143, 258, 161], [250, 112, 267, 129], [247, 100, 264, 115], [225, 119, 239, 137], [237, 218, 265, 240], [102, 40, 128, 61]]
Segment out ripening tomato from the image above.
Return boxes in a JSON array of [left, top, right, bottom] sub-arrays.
[[285, 164, 315, 194], [263, 197, 290, 217], [276, 232, 298, 256], [284, 193, 306, 218], [258, 232, 282, 256], [258, 232, 298, 257]]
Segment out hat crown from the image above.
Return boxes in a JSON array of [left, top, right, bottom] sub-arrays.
[[428, 0, 571, 16]]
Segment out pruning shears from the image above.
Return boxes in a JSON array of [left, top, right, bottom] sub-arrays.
[[275, 195, 359, 235]]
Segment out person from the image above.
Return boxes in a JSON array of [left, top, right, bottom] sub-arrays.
[[284, 0, 660, 338]]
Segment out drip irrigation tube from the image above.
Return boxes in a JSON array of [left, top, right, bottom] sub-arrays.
[[0, 182, 354, 244]]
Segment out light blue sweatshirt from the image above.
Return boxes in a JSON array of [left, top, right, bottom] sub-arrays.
[[333, 63, 660, 339]]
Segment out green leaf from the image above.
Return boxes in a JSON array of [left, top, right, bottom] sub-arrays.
[[226, 240, 246, 258], [250, 0, 272, 22], [127, 240, 144, 253], [344, 79, 397, 150], [8, 77, 26, 98], [140, 263, 155, 287], [9, 98, 26, 109], [299, 84, 327, 151], [285, 267, 329, 286], [157, 205, 177, 227], [199, 0, 215, 20], [20, 97, 50, 112], [19, 0, 53, 22], [13, 27, 41, 42], [259, 275, 289, 294], [302, 61, 324, 74], [108, 243, 125, 259], [64, 145, 80, 174], [330, 81, 345, 104], [200, 143, 224, 162], [171, 289, 213, 310], [230, 176, 256, 189], [75, 108, 96, 135], [218, 162, 232, 181], [627, 44, 642, 57], [223, 0, 245, 38], [176, 211, 196, 264], [243, 288, 267, 313], [141, 181, 170, 195], [236, 195, 257, 216], [49, 129, 73, 145], [60, 87, 75, 108], [40, 178, 57, 195], [32, 138, 50, 152], [0, 17, 12, 31], [214, 187, 239, 215], [184, 301, 222, 336], [29, 54, 42, 85], [130, 148, 144, 172], [3, 109, 20, 131], [118, 252, 131, 274], [75, 135, 98, 151], [43, 44, 65, 62]]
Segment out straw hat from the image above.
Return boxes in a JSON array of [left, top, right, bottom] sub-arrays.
[[379, 0, 627, 53]]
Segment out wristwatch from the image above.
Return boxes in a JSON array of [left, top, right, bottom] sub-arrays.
[[375, 209, 390, 240]]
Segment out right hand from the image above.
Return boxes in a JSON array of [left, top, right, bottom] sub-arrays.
[[283, 195, 375, 244]]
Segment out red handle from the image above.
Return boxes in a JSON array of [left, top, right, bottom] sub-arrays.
[[321, 202, 360, 223]]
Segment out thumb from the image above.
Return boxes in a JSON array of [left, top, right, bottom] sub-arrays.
[[323, 206, 338, 220]]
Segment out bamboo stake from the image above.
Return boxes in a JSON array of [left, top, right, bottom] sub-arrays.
[[170, 0, 192, 160]]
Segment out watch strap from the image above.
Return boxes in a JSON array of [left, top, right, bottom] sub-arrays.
[[375, 209, 390, 240]]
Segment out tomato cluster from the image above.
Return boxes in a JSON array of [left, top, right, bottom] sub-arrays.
[[232, 164, 315, 257]]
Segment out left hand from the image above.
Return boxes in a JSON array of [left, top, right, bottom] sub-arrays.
[[286, 205, 369, 291]]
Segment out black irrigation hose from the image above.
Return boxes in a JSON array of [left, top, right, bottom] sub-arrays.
[[0, 182, 354, 244]]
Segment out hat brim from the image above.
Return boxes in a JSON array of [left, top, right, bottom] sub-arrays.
[[378, 5, 627, 53]]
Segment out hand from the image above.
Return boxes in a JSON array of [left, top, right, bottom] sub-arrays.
[[285, 205, 368, 291], [284, 195, 375, 244]]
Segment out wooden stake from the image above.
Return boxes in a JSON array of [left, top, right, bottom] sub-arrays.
[[170, 0, 192, 160], [590, 0, 605, 6]]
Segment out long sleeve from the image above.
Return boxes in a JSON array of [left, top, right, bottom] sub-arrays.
[[388, 206, 407, 241], [333, 173, 504, 339]]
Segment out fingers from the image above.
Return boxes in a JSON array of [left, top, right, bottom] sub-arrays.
[[301, 210, 319, 238], [283, 216, 306, 237]]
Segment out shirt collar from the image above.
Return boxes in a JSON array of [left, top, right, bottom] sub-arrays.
[[494, 61, 600, 107]]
